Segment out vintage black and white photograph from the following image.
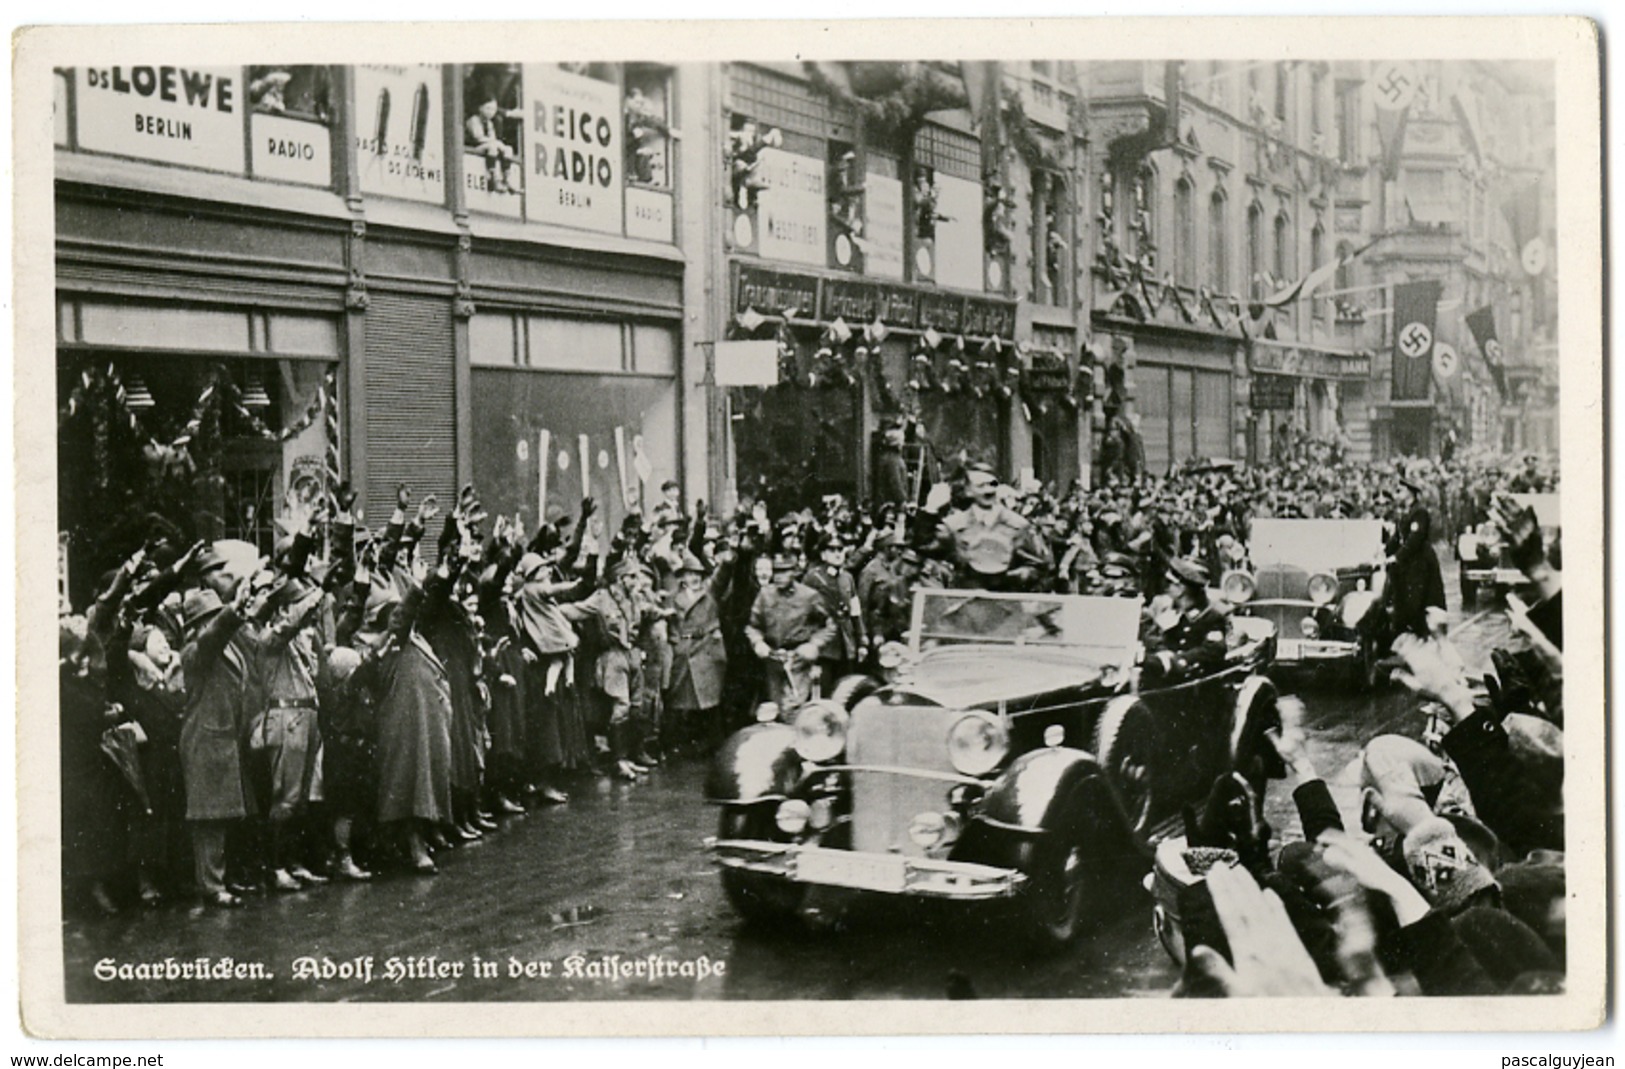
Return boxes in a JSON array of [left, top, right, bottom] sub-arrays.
[[15, 16, 1604, 1037]]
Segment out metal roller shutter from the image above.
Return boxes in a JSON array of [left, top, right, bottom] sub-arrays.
[[362, 292, 457, 546]]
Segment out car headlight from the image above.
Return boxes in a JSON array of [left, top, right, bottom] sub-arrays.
[[792, 700, 850, 763], [1307, 572, 1338, 605], [1300, 615, 1320, 640], [947, 712, 1008, 776], [1220, 569, 1256, 604], [775, 799, 810, 835]]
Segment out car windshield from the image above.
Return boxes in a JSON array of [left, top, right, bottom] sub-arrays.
[[909, 589, 1141, 668], [1509, 493, 1561, 532], [1249, 519, 1384, 572]]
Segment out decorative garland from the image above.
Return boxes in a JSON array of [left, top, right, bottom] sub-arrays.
[[803, 62, 968, 142]]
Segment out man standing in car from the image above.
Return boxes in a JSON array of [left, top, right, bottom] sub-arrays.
[[941, 463, 1052, 592]]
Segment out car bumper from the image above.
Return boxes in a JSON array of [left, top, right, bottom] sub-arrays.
[[1274, 637, 1357, 663], [707, 837, 1026, 900], [1464, 567, 1527, 585]]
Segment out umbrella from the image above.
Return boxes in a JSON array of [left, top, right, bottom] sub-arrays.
[[98, 721, 152, 814]]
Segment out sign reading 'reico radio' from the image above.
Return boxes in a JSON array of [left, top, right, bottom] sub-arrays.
[[76, 66, 245, 174], [524, 66, 623, 234]]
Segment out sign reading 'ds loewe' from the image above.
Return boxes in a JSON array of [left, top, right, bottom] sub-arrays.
[[524, 66, 623, 234], [76, 66, 245, 174]]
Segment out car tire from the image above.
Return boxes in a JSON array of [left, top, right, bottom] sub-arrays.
[[717, 807, 808, 930], [1015, 782, 1106, 950], [1093, 696, 1156, 851]]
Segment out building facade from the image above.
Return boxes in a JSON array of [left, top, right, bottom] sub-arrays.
[[54, 62, 709, 597], [709, 61, 1093, 512], [1083, 60, 1373, 475]]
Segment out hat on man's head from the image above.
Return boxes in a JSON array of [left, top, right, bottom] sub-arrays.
[[1503, 713, 1564, 800], [677, 550, 706, 575], [181, 588, 226, 631], [1403, 816, 1500, 914], [1167, 557, 1210, 591], [190, 545, 229, 577], [771, 552, 800, 574], [966, 461, 998, 487]]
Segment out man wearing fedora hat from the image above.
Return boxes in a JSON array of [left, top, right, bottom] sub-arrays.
[[177, 576, 275, 907], [666, 548, 733, 757]]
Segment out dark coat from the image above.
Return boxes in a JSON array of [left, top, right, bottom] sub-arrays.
[[372, 575, 454, 825], [667, 562, 732, 712]]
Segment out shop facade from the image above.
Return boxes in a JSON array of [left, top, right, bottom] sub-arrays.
[[714, 62, 1089, 510], [54, 61, 704, 596]]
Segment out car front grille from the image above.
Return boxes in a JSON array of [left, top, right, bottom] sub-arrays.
[[845, 703, 964, 858]]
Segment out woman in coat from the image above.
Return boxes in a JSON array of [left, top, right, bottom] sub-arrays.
[[369, 565, 456, 873]]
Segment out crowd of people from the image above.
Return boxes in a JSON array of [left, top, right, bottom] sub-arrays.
[[59, 443, 1564, 1000]]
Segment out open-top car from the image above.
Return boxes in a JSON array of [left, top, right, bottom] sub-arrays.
[[1223, 518, 1387, 688], [704, 588, 1282, 947], [1458, 493, 1560, 604]]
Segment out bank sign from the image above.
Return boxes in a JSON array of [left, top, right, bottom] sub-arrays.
[[76, 66, 245, 174], [523, 66, 623, 234]]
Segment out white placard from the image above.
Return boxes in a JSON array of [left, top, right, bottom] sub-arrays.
[[578, 434, 592, 498], [626, 186, 674, 243], [524, 66, 623, 234], [934, 173, 985, 292], [864, 173, 905, 280], [76, 65, 245, 174], [354, 65, 446, 204], [251, 112, 331, 186], [713, 340, 780, 387], [757, 148, 826, 267]]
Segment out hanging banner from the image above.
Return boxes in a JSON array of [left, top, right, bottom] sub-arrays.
[[864, 173, 906, 280], [933, 174, 985, 292], [756, 148, 827, 266], [523, 65, 623, 234], [76, 66, 246, 174], [1391, 279, 1442, 401], [354, 65, 446, 204], [536, 429, 551, 525]]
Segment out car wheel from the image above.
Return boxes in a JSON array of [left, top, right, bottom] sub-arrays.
[[717, 808, 808, 930], [1020, 833, 1093, 949], [1093, 697, 1156, 849]]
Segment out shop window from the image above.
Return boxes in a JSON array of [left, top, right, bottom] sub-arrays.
[[248, 65, 333, 123], [631, 323, 677, 375], [527, 317, 624, 373], [462, 63, 524, 198], [470, 312, 521, 367], [1208, 188, 1229, 293], [624, 64, 673, 189], [1173, 177, 1196, 290]]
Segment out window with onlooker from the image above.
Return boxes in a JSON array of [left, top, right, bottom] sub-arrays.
[[462, 63, 523, 199], [1247, 201, 1264, 299], [624, 64, 674, 189], [1173, 177, 1196, 289]]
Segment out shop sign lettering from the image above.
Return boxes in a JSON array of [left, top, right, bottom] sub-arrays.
[[524, 65, 623, 234], [251, 112, 331, 187], [76, 65, 245, 174]]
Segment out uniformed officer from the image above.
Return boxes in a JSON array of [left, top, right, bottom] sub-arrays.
[[745, 553, 836, 716], [1144, 558, 1229, 681], [941, 463, 1053, 591]]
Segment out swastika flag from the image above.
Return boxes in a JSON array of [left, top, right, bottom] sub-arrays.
[[1391, 279, 1443, 402]]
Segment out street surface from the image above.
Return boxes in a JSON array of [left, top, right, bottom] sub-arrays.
[[63, 550, 1512, 1003]]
